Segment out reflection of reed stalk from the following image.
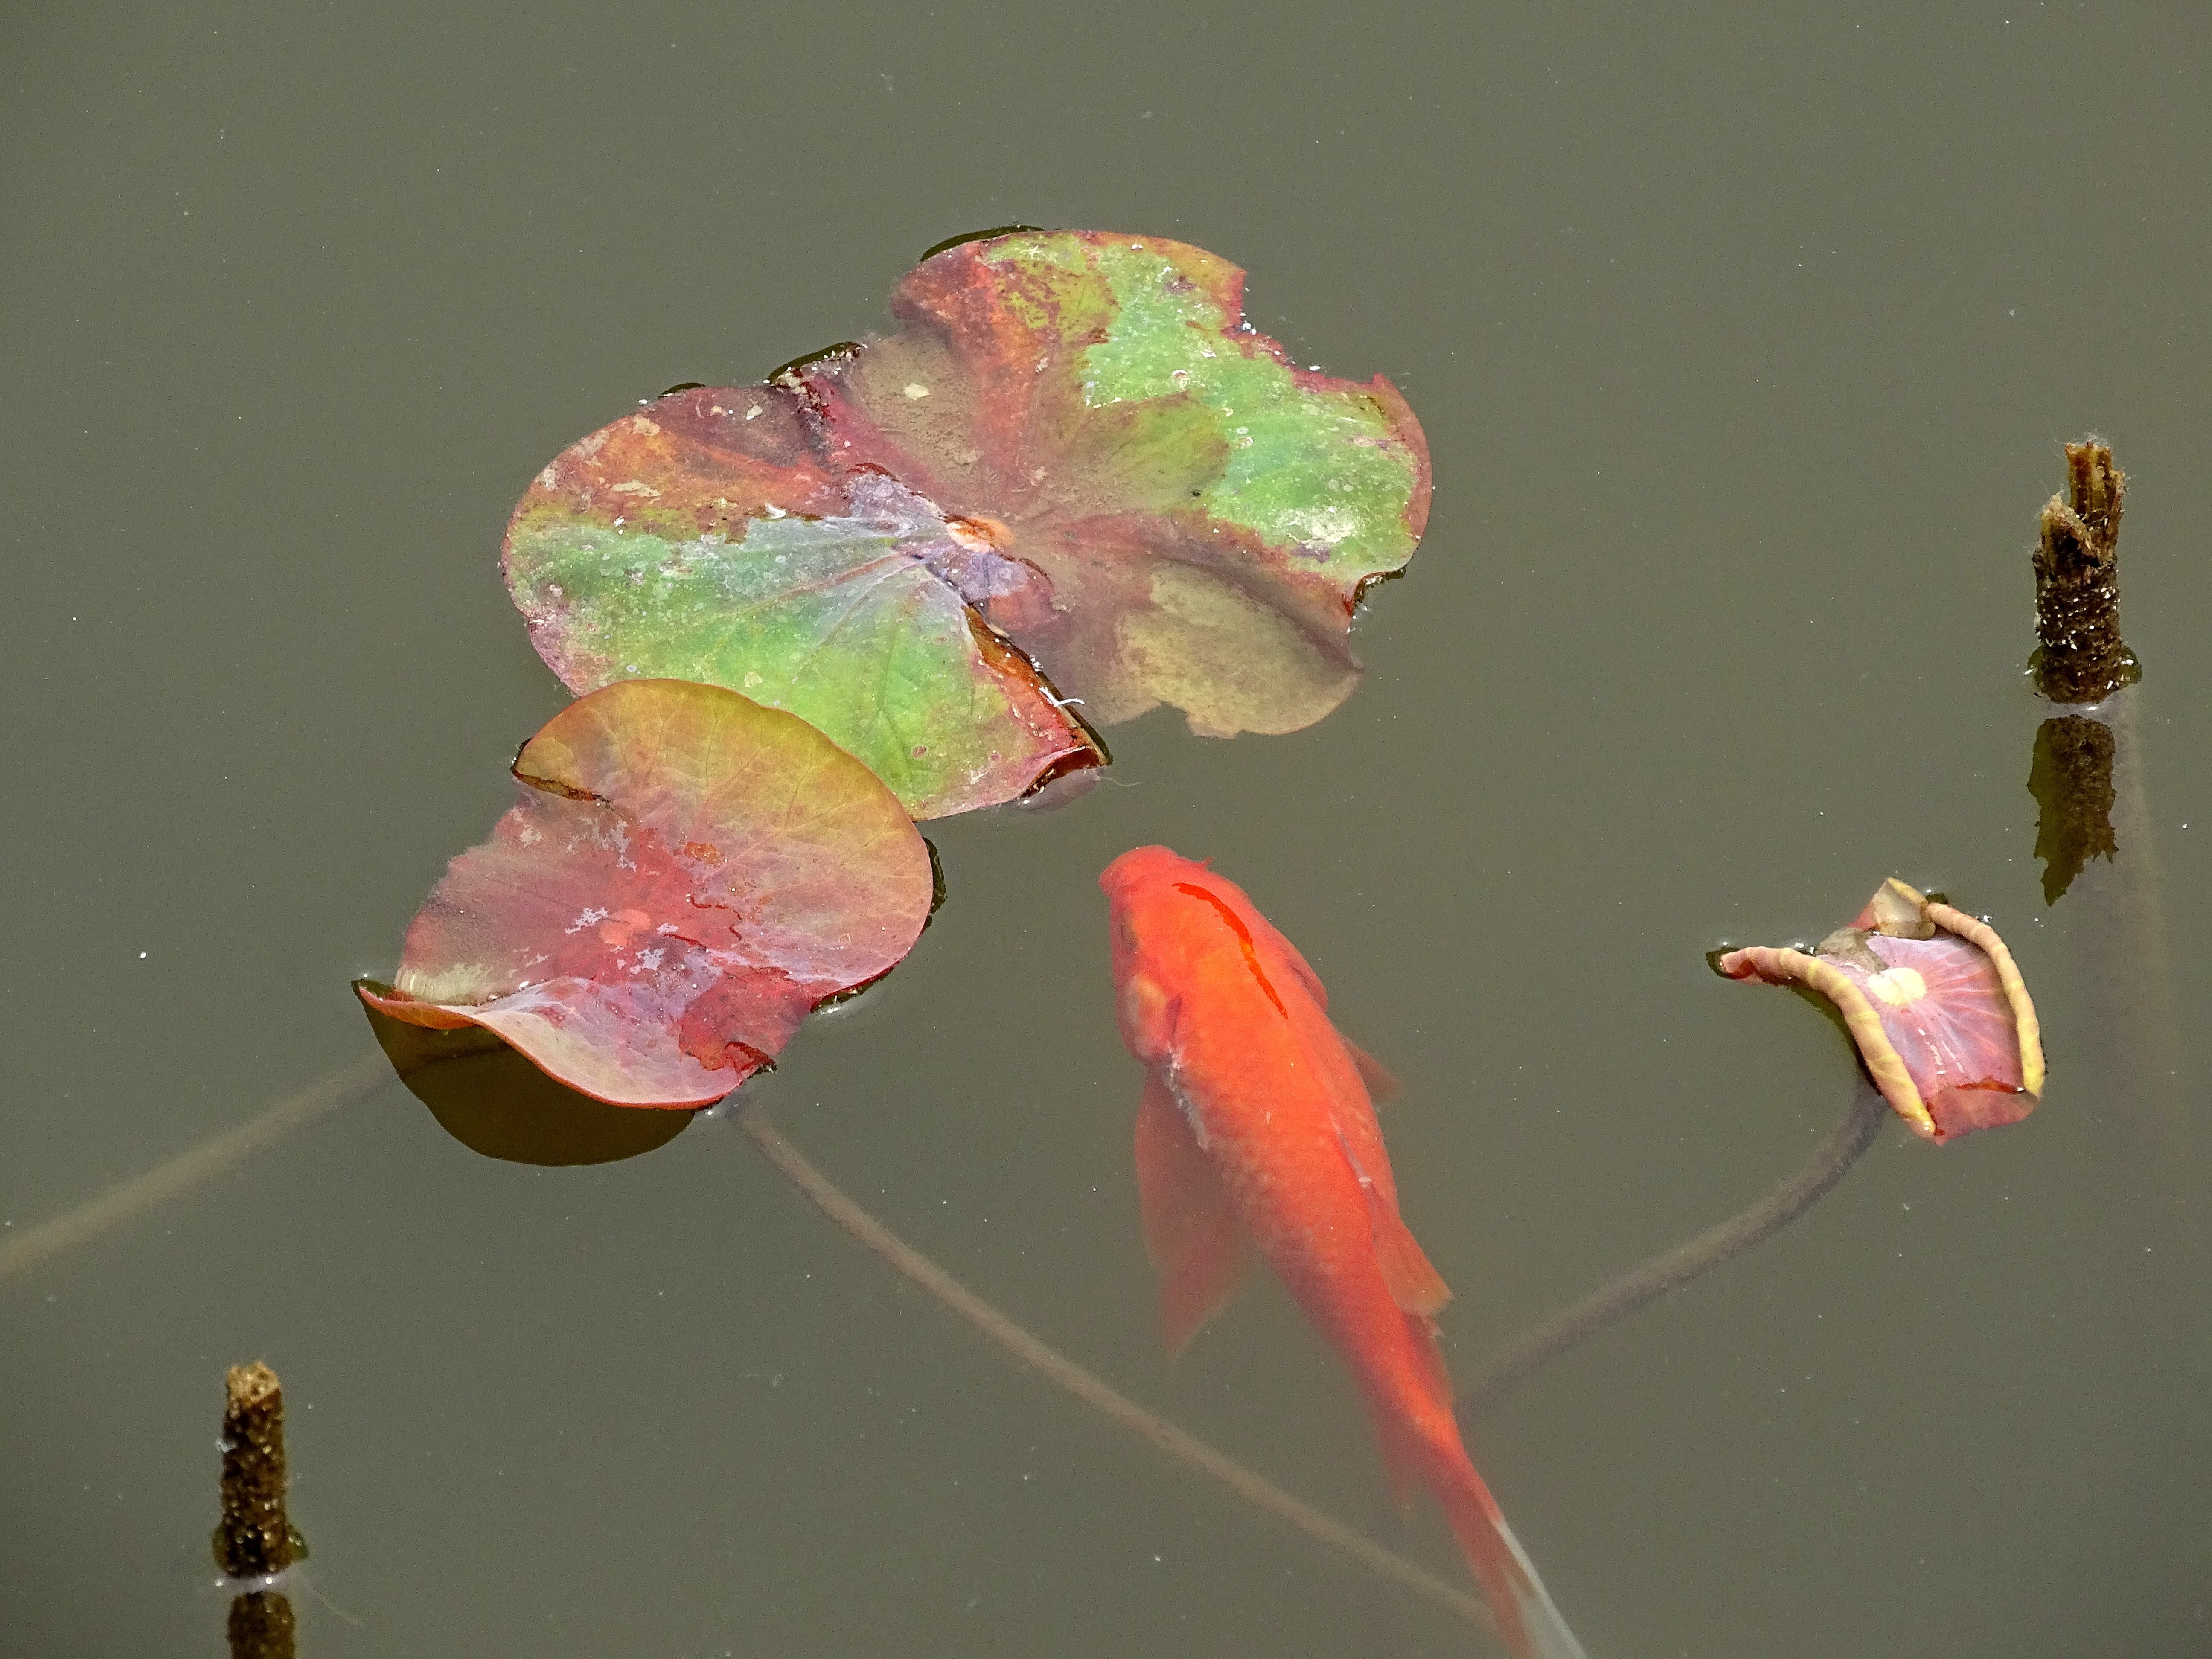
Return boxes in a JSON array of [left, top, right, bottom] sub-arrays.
[[2049, 687, 2173, 1059], [1456, 1083, 1890, 1415], [736, 1104, 1494, 1634], [0, 1054, 387, 1286]]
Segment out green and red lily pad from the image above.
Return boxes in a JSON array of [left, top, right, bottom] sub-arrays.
[[1716, 879, 2045, 1142], [357, 678, 935, 1108], [503, 230, 1430, 817], [504, 390, 1100, 821]]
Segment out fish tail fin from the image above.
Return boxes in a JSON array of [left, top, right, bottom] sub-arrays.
[[1385, 1318, 1589, 1658], [1431, 1457, 1591, 1659]]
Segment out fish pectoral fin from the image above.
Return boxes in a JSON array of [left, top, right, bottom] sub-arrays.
[[1118, 971, 1178, 1065], [1134, 1068, 1248, 1356], [1340, 1035, 1400, 1105], [1366, 1185, 1453, 1316]]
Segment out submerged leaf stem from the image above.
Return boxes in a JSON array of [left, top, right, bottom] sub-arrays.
[[1456, 1083, 1891, 1415]]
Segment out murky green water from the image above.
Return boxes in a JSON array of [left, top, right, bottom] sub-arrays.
[[6, 4, 2210, 1654]]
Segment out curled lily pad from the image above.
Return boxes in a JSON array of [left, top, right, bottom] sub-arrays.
[[357, 679, 934, 1107], [1716, 879, 2045, 1142], [358, 1005, 694, 1164], [503, 231, 1429, 817]]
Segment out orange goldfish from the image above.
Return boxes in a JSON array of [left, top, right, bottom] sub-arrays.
[[1102, 845, 1588, 1659]]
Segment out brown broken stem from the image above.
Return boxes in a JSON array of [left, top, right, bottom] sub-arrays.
[[1456, 1082, 1890, 1415], [736, 1103, 1494, 1636], [215, 1362, 296, 1576], [2026, 440, 2142, 908], [215, 1361, 300, 1659], [2029, 441, 2136, 705]]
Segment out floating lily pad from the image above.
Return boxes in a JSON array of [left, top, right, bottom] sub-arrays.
[[795, 230, 1431, 735], [1715, 879, 2045, 1142], [504, 389, 1100, 821], [358, 679, 934, 1108], [503, 231, 1429, 815]]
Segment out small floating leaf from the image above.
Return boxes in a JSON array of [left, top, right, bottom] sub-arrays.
[[1715, 879, 2044, 1142], [358, 679, 934, 1107]]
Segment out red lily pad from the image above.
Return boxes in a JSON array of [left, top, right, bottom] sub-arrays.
[[502, 231, 1429, 818], [357, 679, 935, 1107], [1715, 879, 2045, 1142]]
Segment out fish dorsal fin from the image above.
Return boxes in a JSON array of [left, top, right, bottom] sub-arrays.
[[1340, 1036, 1400, 1105], [1133, 1067, 1248, 1356]]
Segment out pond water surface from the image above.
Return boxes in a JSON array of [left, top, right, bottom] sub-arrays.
[[6, 5, 2210, 1656]]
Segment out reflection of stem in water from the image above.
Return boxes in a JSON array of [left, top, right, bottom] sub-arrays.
[[0, 1053, 387, 1286], [2028, 713, 2117, 903], [2030, 686, 2168, 1014], [215, 1361, 301, 1659], [736, 1104, 1494, 1635], [1456, 1083, 1890, 1415], [227, 1593, 297, 1659]]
